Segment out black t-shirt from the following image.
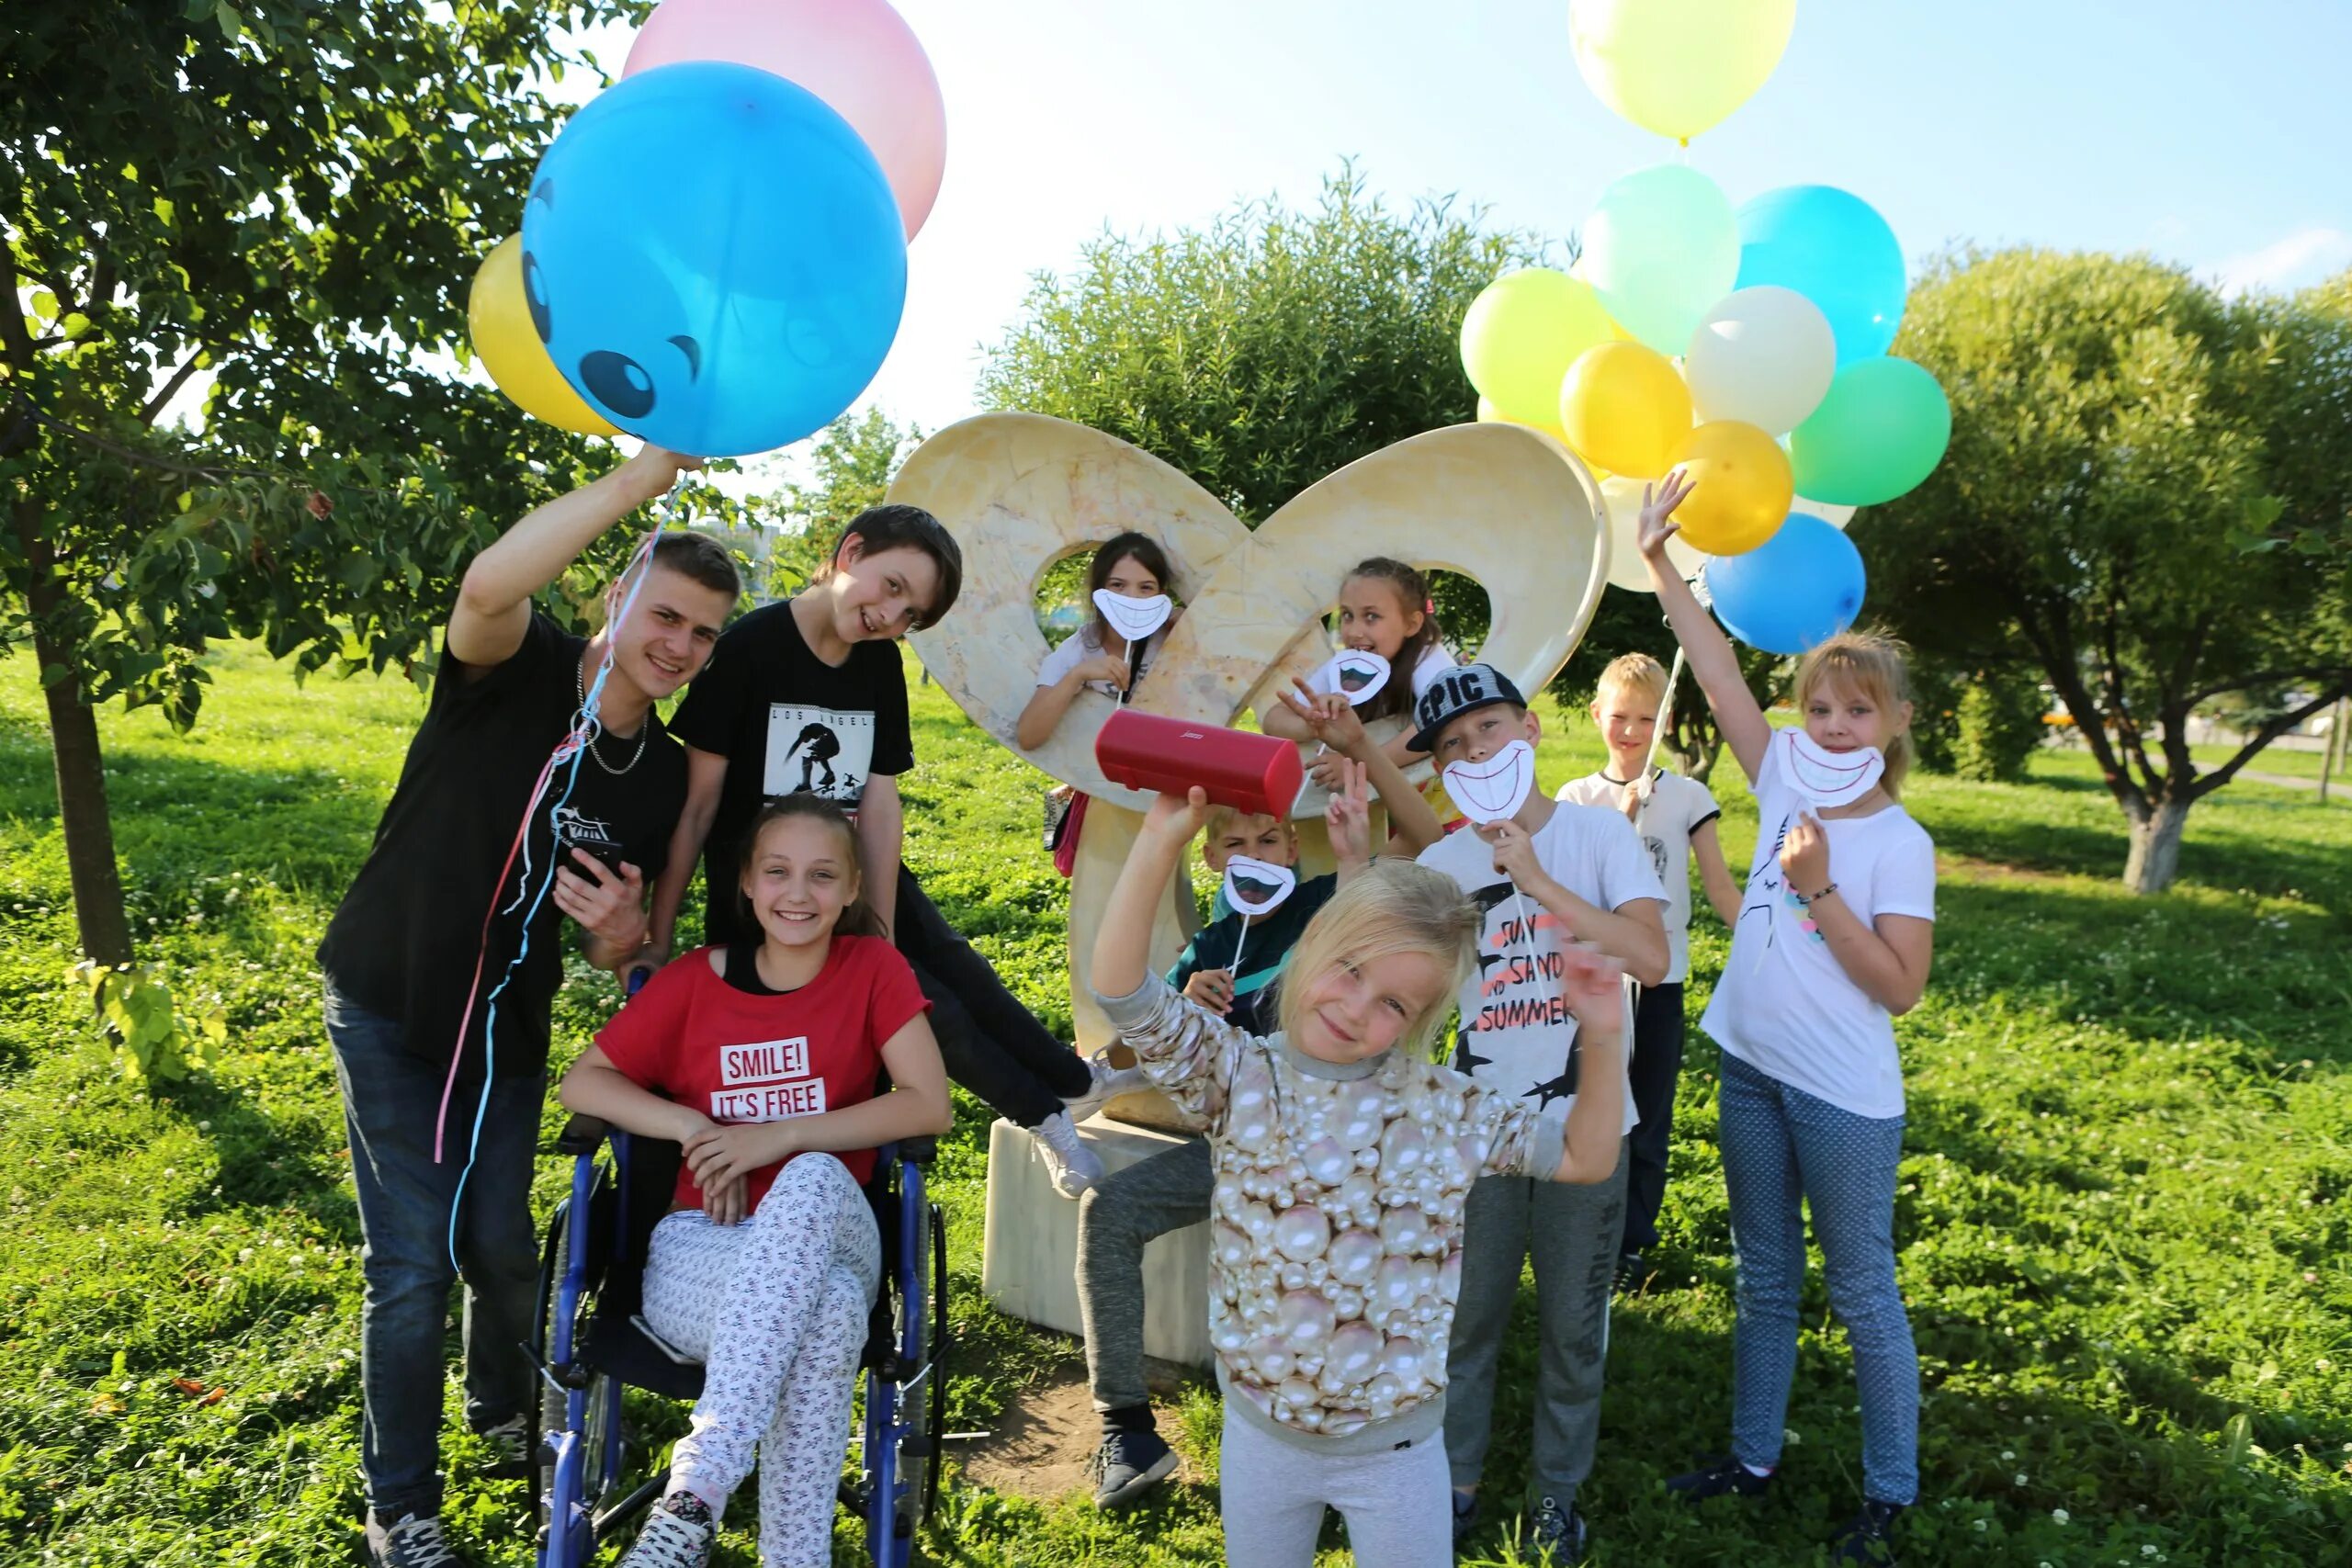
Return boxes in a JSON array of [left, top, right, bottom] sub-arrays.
[[1168, 873, 1340, 1035], [668, 600, 914, 945], [318, 614, 684, 1079]]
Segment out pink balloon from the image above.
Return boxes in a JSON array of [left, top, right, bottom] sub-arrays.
[[624, 0, 946, 240]]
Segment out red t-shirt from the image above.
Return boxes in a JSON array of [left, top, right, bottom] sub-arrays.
[[594, 935, 930, 1213]]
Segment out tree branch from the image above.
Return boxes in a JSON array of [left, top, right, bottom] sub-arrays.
[[2188, 679, 2352, 801], [2098, 599, 2164, 799], [26, 408, 272, 482], [2022, 593, 2147, 818], [138, 355, 207, 425], [2180, 664, 2352, 711], [0, 238, 37, 371]]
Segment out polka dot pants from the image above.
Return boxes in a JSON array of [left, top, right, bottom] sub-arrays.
[[1717, 1050, 1918, 1505], [642, 1153, 881, 1565]]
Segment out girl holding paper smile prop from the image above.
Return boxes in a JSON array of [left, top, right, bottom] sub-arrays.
[[1638, 469, 1938, 1567]]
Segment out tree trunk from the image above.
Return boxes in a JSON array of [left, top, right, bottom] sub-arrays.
[[2121, 795, 2191, 896], [13, 501, 133, 965]]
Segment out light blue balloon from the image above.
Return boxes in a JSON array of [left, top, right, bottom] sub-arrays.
[[1706, 513, 1866, 655], [1734, 186, 1906, 366], [1584, 163, 1740, 356], [522, 62, 908, 457]]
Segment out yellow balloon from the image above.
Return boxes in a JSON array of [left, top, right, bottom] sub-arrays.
[[1569, 0, 1798, 142], [1461, 268, 1618, 426], [1557, 340, 1691, 478], [1476, 395, 1567, 446], [1666, 421, 1792, 556], [468, 235, 619, 437]]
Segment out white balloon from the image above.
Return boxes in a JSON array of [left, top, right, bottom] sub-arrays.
[[1795, 496, 1860, 530], [1600, 475, 1706, 594], [1685, 286, 1836, 436]]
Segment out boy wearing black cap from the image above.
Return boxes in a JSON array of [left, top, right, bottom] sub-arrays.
[[1408, 663, 1669, 1557]]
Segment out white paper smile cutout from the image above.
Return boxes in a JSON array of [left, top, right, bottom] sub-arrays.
[[1313, 649, 1392, 707], [1779, 728, 1885, 808], [1442, 739, 1537, 826], [1091, 589, 1172, 645], [1223, 855, 1298, 917]]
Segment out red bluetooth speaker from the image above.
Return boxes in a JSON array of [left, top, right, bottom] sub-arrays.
[[1094, 709, 1306, 820]]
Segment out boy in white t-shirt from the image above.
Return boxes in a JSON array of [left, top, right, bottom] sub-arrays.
[[1555, 653, 1741, 1292], [1409, 662, 1668, 1558]]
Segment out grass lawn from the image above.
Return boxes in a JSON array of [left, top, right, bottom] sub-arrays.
[[1, 640, 2348, 1566]]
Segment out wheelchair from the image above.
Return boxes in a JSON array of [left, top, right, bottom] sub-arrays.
[[530, 1113, 947, 1567]]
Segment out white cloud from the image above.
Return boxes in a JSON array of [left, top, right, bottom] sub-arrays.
[[2210, 226, 2352, 297]]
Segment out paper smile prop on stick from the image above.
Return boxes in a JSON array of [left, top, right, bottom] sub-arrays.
[[1777, 728, 1884, 808], [1442, 739, 1538, 826], [1223, 855, 1297, 917], [1091, 590, 1172, 645], [1313, 649, 1392, 706]]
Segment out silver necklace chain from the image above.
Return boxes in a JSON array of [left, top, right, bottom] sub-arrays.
[[576, 654, 650, 776]]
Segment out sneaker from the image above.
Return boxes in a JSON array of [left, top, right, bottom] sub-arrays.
[[1028, 1111, 1103, 1198], [1528, 1495, 1588, 1560], [1451, 1489, 1478, 1552], [616, 1491, 714, 1568], [1612, 1251, 1649, 1296], [1830, 1499, 1907, 1565], [474, 1414, 530, 1480], [1063, 1050, 1150, 1121], [1665, 1454, 1774, 1502], [366, 1512, 469, 1568], [1090, 1427, 1178, 1508]]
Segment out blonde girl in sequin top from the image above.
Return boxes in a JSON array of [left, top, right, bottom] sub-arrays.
[[1091, 784, 1630, 1568]]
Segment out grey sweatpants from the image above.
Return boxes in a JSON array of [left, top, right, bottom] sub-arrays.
[[1442, 1140, 1631, 1505], [1076, 1137, 1214, 1412], [1219, 1404, 1452, 1568]]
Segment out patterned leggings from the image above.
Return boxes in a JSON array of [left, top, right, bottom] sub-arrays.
[[1718, 1050, 1918, 1505], [642, 1153, 882, 1565]]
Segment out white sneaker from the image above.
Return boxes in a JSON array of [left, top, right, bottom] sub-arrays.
[[1028, 1111, 1104, 1198], [1061, 1050, 1151, 1121]]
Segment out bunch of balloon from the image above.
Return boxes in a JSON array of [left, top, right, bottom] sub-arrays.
[[468, 0, 946, 457], [1451, 0, 1951, 656]]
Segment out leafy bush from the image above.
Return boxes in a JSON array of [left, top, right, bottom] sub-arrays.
[[1955, 669, 2049, 782]]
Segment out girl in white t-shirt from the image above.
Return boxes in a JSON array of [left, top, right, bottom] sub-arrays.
[[1017, 531, 1178, 749], [1261, 557, 1457, 790], [1636, 473, 1937, 1567]]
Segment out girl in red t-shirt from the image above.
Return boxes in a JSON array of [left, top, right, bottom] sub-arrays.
[[560, 795, 951, 1568]]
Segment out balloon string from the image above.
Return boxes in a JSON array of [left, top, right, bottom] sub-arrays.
[[434, 481, 680, 1273]]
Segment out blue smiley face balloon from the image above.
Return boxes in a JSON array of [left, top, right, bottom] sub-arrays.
[[520, 61, 908, 457]]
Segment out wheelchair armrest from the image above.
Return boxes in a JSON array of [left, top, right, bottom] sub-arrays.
[[896, 1134, 938, 1168], [555, 1112, 612, 1157]]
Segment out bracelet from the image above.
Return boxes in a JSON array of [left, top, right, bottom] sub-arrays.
[[1793, 882, 1838, 906]]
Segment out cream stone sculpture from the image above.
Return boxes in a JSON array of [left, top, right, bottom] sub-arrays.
[[896, 412, 1608, 1066]]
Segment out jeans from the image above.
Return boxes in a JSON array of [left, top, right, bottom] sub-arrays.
[[893, 863, 1089, 1126], [1718, 1049, 1919, 1505], [1442, 1142, 1630, 1505], [1622, 981, 1687, 1256], [1076, 1138, 1215, 1415], [325, 979, 545, 1521]]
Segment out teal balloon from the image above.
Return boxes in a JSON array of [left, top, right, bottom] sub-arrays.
[[1706, 513, 1866, 655], [1583, 164, 1739, 356], [1787, 357, 1951, 505], [1735, 185, 1907, 365]]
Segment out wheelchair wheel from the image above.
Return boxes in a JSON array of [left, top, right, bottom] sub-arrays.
[[890, 1196, 934, 1540], [922, 1197, 948, 1526], [536, 1197, 626, 1543]]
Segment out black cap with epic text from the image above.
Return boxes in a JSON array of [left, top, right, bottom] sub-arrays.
[[1407, 661, 1528, 753]]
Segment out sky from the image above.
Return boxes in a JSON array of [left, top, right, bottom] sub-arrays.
[[551, 0, 2351, 446]]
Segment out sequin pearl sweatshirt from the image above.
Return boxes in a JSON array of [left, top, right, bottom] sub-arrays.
[[1095, 971, 1567, 1455]]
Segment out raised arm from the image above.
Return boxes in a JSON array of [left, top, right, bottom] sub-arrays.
[[1275, 680, 1443, 852], [1637, 472, 1772, 785], [1094, 787, 1211, 998], [447, 446, 700, 671]]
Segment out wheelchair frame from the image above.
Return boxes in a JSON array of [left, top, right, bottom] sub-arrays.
[[531, 1115, 947, 1568]]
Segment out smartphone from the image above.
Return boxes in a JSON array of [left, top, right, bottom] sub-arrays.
[[563, 839, 626, 879]]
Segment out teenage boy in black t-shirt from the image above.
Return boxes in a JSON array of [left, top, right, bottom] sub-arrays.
[[649, 504, 1133, 1199], [318, 446, 741, 1568]]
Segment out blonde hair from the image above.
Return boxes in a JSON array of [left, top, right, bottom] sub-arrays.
[[1792, 631, 1916, 798], [1273, 861, 1482, 1058], [1595, 651, 1670, 710]]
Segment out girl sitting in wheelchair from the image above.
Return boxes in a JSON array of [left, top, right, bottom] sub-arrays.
[[560, 794, 953, 1568]]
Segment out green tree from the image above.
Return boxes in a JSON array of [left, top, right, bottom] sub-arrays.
[[976, 165, 1697, 744], [770, 405, 921, 595], [1860, 249, 2352, 892], [2, 0, 673, 966]]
